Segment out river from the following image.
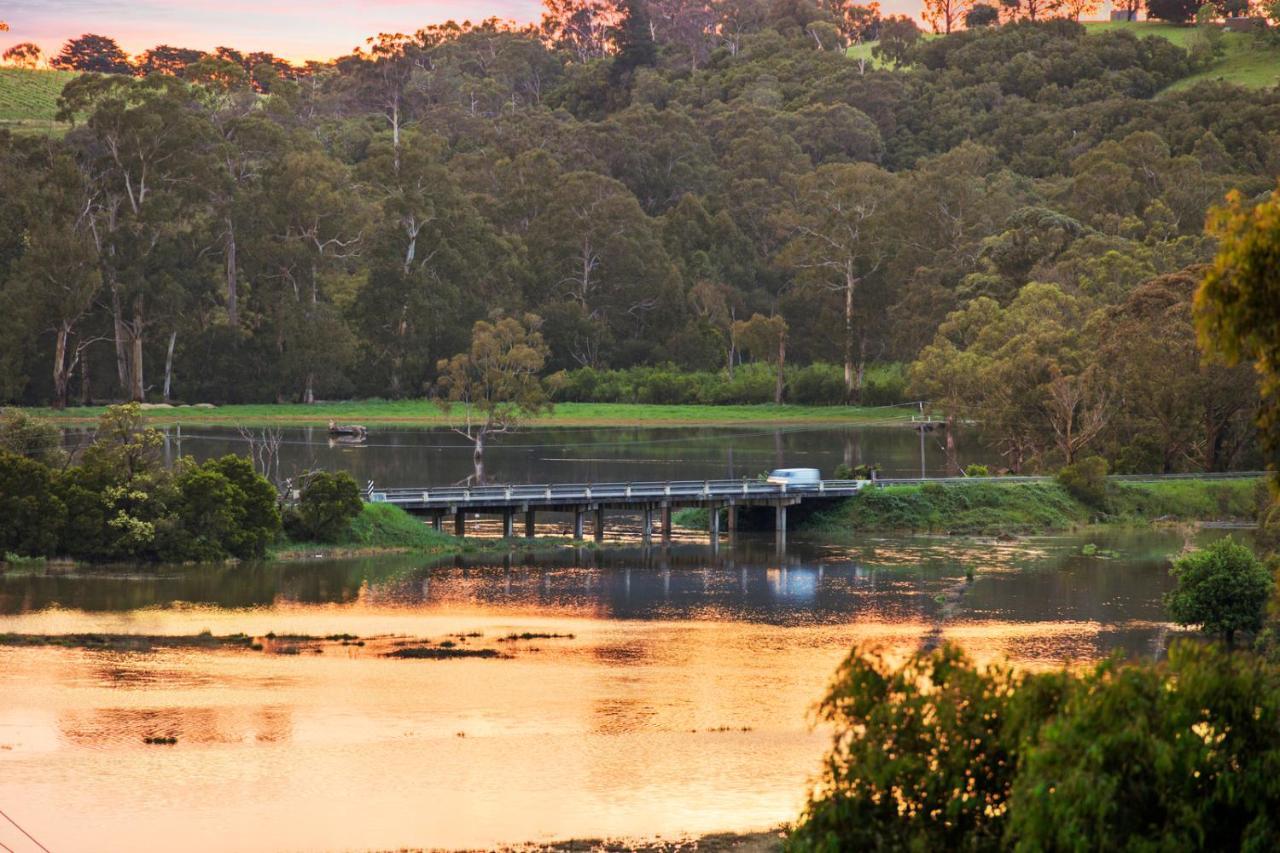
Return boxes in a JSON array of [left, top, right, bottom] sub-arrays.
[[60, 422, 1003, 485], [0, 525, 1205, 852]]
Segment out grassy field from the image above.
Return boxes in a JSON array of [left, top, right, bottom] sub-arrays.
[[802, 477, 1264, 535], [0, 67, 76, 135], [847, 21, 1280, 90], [25, 399, 917, 427]]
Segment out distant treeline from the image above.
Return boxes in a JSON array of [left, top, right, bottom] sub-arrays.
[[0, 8, 1273, 469]]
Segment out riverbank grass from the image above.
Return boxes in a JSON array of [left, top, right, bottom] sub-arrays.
[[22, 400, 913, 428], [270, 502, 582, 560], [807, 477, 1263, 536]]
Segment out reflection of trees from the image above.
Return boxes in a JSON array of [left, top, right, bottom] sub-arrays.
[[59, 704, 293, 746]]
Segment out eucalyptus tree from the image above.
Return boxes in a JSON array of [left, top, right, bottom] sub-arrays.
[[778, 162, 898, 401], [58, 73, 215, 402]]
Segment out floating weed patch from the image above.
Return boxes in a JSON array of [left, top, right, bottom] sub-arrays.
[[498, 632, 576, 642], [143, 736, 178, 745], [385, 647, 506, 660]]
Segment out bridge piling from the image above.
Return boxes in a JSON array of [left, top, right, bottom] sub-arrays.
[[642, 507, 654, 545], [661, 506, 672, 543], [709, 504, 721, 542], [525, 511, 535, 538], [431, 513, 443, 532], [454, 510, 466, 537], [594, 508, 605, 542], [726, 504, 737, 534], [502, 509, 514, 539], [573, 508, 585, 540], [775, 504, 787, 550]]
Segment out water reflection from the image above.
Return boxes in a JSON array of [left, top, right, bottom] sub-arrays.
[[0, 530, 1197, 852], [60, 423, 1003, 484]]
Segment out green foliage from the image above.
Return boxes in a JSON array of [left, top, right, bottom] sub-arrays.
[[1166, 537, 1272, 646], [293, 471, 363, 543], [791, 644, 1067, 852], [793, 641, 1280, 850], [1007, 642, 1280, 849], [161, 456, 281, 561], [964, 464, 990, 477], [0, 408, 64, 465], [345, 503, 454, 551], [0, 68, 77, 132], [0, 451, 66, 556], [1057, 456, 1109, 509]]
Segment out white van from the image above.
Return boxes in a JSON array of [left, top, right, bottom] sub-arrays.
[[767, 468, 821, 487]]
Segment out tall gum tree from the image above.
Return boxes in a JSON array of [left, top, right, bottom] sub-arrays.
[[779, 162, 897, 402]]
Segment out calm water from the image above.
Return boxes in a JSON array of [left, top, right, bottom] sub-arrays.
[[0, 528, 1201, 852], [75, 423, 1004, 485]]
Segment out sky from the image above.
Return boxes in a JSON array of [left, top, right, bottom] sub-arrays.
[[0, 0, 942, 64]]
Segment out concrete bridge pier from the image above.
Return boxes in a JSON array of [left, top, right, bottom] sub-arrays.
[[525, 510, 536, 538], [642, 507, 654, 545], [775, 503, 787, 552], [709, 504, 721, 542], [661, 506, 672, 543], [431, 513, 443, 532], [726, 504, 737, 535], [594, 508, 605, 542], [502, 509, 515, 539], [454, 510, 466, 537], [573, 508, 585, 540]]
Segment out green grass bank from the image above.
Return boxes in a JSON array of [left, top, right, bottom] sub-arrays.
[[804, 477, 1265, 536], [24, 400, 913, 428], [270, 502, 577, 561]]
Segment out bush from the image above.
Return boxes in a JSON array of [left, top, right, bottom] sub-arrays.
[[791, 642, 1280, 851], [0, 409, 64, 465], [0, 451, 66, 557], [1056, 456, 1109, 509], [293, 471, 363, 542], [964, 464, 990, 477], [1166, 537, 1272, 647], [162, 457, 280, 561], [1007, 642, 1280, 849], [200, 455, 281, 557]]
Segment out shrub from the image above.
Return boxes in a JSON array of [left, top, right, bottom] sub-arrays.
[[1057, 456, 1108, 509], [1166, 537, 1272, 647], [0, 409, 64, 465], [294, 471, 363, 542], [791, 642, 1280, 851], [964, 464, 990, 477], [789, 363, 845, 405], [0, 451, 66, 557], [200, 455, 281, 557], [164, 467, 246, 561], [1007, 642, 1280, 849]]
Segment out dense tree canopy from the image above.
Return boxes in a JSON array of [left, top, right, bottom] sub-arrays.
[[1, 8, 1273, 473]]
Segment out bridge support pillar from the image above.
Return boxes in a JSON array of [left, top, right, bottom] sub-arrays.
[[594, 508, 605, 542], [661, 506, 672, 543], [525, 511, 536, 539], [502, 509, 514, 539], [775, 504, 787, 551], [431, 513, 443, 532], [710, 504, 721, 542], [573, 508, 585, 540], [642, 507, 653, 545], [726, 504, 737, 534], [454, 511, 466, 537]]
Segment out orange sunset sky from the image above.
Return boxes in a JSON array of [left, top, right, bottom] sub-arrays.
[[1, 0, 948, 63]]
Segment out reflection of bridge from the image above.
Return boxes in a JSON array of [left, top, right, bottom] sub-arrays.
[[366, 479, 870, 546]]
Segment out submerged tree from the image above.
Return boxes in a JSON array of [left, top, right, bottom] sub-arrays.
[[435, 315, 551, 483], [1167, 537, 1272, 647]]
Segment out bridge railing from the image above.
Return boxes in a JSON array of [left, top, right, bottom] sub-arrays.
[[368, 478, 870, 506]]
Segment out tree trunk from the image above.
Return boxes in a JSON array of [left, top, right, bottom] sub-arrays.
[[79, 344, 92, 406], [945, 414, 959, 475], [473, 430, 486, 484], [52, 322, 71, 410], [111, 288, 129, 395], [775, 334, 786, 405], [303, 372, 315, 404], [225, 219, 239, 329], [855, 335, 868, 404], [163, 329, 177, 402], [129, 305, 145, 402], [843, 266, 856, 402]]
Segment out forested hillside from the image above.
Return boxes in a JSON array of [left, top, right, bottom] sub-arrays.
[[1, 5, 1277, 471]]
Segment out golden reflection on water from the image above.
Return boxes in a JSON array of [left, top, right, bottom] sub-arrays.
[[0, 538, 1178, 852]]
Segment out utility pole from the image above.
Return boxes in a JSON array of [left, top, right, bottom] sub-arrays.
[[919, 402, 927, 480]]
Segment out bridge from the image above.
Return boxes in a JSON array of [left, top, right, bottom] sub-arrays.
[[365, 478, 871, 547]]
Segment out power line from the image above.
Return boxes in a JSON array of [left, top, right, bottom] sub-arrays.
[[0, 807, 51, 853]]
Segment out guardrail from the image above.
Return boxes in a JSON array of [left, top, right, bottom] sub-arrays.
[[367, 478, 870, 507]]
